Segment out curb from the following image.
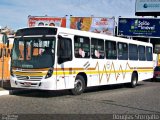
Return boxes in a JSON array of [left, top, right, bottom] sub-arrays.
[[0, 81, 12, 96], [0, 90, 10, 96]]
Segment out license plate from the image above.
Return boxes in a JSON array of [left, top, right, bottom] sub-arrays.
[[23, 82, 31, 87]]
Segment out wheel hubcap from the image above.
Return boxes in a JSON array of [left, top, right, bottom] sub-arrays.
[[133, 77, 137, 85], [74, 79, 82, 92]]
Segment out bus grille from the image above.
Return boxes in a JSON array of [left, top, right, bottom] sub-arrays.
[[16, 75, 43, 81]]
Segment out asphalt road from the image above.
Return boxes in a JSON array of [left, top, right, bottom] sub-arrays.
[[0, 80, 160, 120]]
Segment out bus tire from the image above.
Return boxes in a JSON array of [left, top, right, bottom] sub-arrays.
[[71, 75, 85, 95], [130, 72, 138, 88], [9, 90, 16, 95]]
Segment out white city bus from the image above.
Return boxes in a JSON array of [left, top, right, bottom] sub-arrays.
[[10, 27, 153, 95]]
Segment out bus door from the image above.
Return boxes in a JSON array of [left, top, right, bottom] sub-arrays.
[[56, 34, 73, 89]]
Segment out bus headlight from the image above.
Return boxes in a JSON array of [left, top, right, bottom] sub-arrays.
[[45, 68, 53, 79]]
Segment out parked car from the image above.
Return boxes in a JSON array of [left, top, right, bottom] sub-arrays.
[[153, 66, 160, 81]]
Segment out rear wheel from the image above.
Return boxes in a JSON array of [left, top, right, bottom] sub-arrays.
[[151, 78, 156, 82], [71, 75, 85, 95], [130, 72, 138, 88]]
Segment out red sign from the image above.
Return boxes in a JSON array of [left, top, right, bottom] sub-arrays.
[[28, 16, 66, 27]]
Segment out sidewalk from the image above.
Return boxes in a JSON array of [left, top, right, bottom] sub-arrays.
[[0, 88, 9, 96], [0, 81, 34, 96], [0, 81, 11, 96]]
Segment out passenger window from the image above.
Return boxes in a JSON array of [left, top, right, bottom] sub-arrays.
[[118, 42, 128, 60], [129, 44, 138, 60], [74, 36, 90, 58], [58, 37, 72, 64], [105, 40, 117, 59], [91, 38, 104, 59], [139, 45, 146, 61], [146, 47, 152, 61]]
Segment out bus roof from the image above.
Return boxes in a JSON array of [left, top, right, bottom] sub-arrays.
[[16, 26, 152, 47]]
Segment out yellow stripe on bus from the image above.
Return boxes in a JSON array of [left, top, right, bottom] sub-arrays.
[[53, 69, 153, 75], [13, 72, 46, 76]]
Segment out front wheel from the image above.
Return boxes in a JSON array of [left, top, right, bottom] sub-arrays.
[[71, 75, 85, 95]]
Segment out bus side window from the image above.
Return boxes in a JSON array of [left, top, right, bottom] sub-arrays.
[[139, 45, 146, 61], [74, 35, 90, 58], [146, 46, 152, 61], [105, 40, 117, 59], [118, 42, 128, 60], [129, 44, 138, 60], [91, 38, 104, 59], [58, 37, 72, 64]]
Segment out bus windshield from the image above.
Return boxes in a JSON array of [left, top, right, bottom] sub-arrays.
[[11, 37, 56, 69]]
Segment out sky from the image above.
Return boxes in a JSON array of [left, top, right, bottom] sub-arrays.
[[0, 0, 136, 30]]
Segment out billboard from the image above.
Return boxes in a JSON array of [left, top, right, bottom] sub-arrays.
[[118, 17, 160, 38], [70, 17, 115, 36], [135, 0, 160, 16], [28, 16, 66, 27]]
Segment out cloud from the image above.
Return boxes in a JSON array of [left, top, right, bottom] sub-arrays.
[[0, 0, 136, 30]]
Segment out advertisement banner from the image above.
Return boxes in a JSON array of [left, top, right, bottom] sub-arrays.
[[28, 16, 66, 27], [70, 17, 115, 36], [118, 18, 160, 38], [135, 0, 160, 16]]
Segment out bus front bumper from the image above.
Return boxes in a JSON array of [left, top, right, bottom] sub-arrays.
[[10, 75, 57, 90]]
